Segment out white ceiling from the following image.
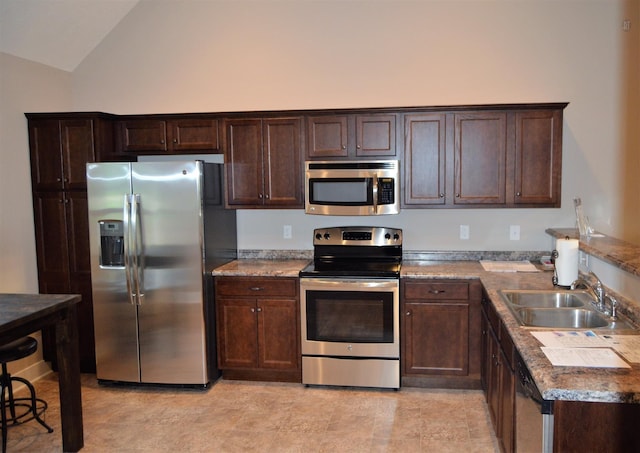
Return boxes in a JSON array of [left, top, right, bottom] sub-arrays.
[[0, 0, 139, 72]]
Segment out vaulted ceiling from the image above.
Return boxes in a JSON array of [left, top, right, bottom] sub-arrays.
[[0, 0, 139, 72]]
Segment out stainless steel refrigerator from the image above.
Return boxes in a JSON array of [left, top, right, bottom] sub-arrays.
[[86, 161, 236, 386]]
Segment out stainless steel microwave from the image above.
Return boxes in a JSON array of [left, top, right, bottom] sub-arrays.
[[305, 160, 400, 215]]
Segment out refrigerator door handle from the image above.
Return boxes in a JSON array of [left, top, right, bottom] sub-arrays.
[[130, 193, 145, 305], [123, 194, 136, 305]]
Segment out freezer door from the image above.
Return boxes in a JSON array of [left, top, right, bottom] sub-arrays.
[[132, 161, 208, 384], [87, 162, 141, 382]]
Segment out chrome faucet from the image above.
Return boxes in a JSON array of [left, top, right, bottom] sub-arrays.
[[571, 271, 605, 310], [571, 271, 618, 319]]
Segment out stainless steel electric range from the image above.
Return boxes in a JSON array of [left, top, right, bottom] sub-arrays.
[[299, 226, 402, 389]]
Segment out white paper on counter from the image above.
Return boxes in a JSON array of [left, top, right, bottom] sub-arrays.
[[531, 330, 609, 348], [480, 260, 539, 272], [540, 347, 630, 368], [600, 335, 640, 363]]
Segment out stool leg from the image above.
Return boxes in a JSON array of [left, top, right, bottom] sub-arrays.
[[1, 363, 9, 453], [1, 373, 7, 453], [12, 377, 53, 433]]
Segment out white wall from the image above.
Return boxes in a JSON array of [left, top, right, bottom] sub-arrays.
[[70, 0, 629, 252], [0, 52, 72, 377], [0, 52, 72, 292]]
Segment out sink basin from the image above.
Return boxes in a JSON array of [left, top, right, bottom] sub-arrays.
[[498, 290, 637, 331], [503, 290, 587, 308], [514, 307, 609, 329]]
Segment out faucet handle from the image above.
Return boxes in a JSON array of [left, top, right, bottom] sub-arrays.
[[606, 295, 618, 320]]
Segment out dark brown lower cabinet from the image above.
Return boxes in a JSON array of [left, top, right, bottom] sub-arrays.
[[215, 277, 301, 382], [33, 190, 96, 373], [401, 279, 481, 388], [481, 292, 514, 453]]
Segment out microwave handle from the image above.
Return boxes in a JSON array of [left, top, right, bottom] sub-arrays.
[[372, 174, 378, 214]]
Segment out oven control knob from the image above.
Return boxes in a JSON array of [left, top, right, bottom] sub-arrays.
[[324, 233, 331, 240], [384, 233, 391, 240], [393, 233, 400, 241], [315, 233, 322, 240]]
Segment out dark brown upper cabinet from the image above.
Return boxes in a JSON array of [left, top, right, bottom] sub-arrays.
[[117, 118, 220, 153], [453, 111, 508, 206], [513, 109, 563, 206], [402, 104, 565, 208], [306, 113, 397, 159], [27, 115, 114, 191], [224, 117, 303, 208]]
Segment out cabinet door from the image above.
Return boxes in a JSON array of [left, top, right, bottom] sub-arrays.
[[217, 298, 259, 368], [66, 191, 96, 372], [60, 119, 96, 190], [225, 119, 264, 205], [356, 114, 397, 157], [118, 120, 167, 152], [168, 119, 220, 152], [29, 119, 64, 191], [403, 301, 469, 376], [486, 327, 501, 429], [454, 112, 507, 205], [33, 191, 70, 293], [403, 113, 446, 205], [306, 115, 348, 158], [257, 298, 300, 370], [263, 118, 303, 207], [514, 110, 562, 206], [499, 348, 515, 453]]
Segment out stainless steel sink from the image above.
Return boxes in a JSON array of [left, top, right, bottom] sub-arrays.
[[514, 307, 609, 329], [503, 290, 588, 308], [498, 290, 636, 330]]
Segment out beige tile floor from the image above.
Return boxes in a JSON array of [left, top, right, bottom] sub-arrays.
[[6, 373, 499, 452]]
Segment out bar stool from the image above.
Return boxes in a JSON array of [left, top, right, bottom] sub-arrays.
[[0, 336, 53, 453]]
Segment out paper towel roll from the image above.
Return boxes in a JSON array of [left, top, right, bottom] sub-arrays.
[[555, 238, 579, 286]]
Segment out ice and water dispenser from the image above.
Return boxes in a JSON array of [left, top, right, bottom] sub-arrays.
[[99, 220, 125, 267]]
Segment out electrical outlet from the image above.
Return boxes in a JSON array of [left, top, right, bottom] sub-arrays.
[[283, 225, 292, 239], [509, 225, 520, 241], [460, 225, 470, 240]]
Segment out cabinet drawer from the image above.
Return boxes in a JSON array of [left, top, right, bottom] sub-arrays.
[[216, 277, 297, 297], [403, 281, 469, 300]]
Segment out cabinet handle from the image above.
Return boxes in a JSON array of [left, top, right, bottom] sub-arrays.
[[250, 307, 255, 313], [249, 287, 264, 291], [456, 193, 460, 198], [516, 192, 521, 197], [173, 139, 178, 143], [429, 290, 444, 294], [405, 311, 411, 316], [258, 194, 263, 199], [342, 145, 346, 150], [56, 178, 62, 182], [265, 194, 270, 199], [160, 140, 165, 144], [439, 193, 444, 198], [356, 145, 361, 149], [256, 307, 262, 312]]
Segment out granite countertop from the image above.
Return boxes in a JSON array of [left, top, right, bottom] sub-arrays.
[[212, 258, 640, 403]]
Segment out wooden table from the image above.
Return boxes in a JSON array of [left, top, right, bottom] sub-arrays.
[[0, 294, 83, 452]]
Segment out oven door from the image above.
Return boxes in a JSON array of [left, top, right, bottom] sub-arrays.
[[300, 278, 399, 358]]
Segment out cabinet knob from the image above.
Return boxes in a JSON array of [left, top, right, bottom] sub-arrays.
[[342, 145, 346, 150], [405, 311, 411, 316], [356, 145, 361, 149], [250, 308, 255, 313], [429, 289, 444, 294], [173, 139, 178, 143], [258, 194, 263, 199], [249, 287, 264, 291], [516, 192, 521, 197], [56, 178, 62, 182], [456, 193, 460, 198], [256, 307, 262, 312], [265, 194, 270, 199], [160, 140, 165, 144], [439, 193, 445, 198]]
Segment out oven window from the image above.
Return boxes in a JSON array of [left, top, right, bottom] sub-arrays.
[[305, 290, 394, 343], [309, 178, 372, 205]]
